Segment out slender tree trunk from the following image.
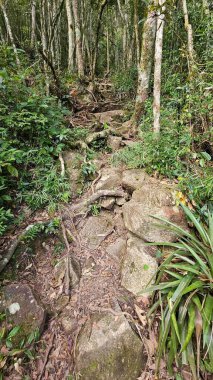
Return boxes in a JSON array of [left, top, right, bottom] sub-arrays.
[[132, 1, 157, 126], [92, 0, 108, 78], [72, 0, 84, 76], [0, 24, 5, 43], [66, 0, 74, 71], [134, 0, 140, 67], [182, 0, 196, 77], [31, 0, 36, 48], [106, 26, 110, 74], [0, 3, 20, 65], [153, 0, 166, 134], [40, 0, 49, 94]]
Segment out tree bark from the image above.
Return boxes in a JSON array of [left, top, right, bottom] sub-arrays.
[[134, 0, 140, 67], [132, 1, 157, 127], [182, 0, 196, 77], [72, 0, 84, 76], [31, 0, 36, 48], [92, 0, 108, 78], [0, 3, 20, 65], [40, 0, 49, 94], [66, 0, 74, 71], [153, 0, 166, 135]]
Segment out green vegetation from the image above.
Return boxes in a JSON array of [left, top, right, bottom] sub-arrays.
[[0, 313, 40, 377], [0, 46, 71, 235], [143, 205, 213, 379]]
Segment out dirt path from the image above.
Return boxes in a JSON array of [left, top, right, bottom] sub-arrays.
[[1, 100, 182, 380]]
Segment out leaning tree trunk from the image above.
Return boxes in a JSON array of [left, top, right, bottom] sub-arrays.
[[66, 0, 74, 71], [153, 0, 166, 135], [92, 0, 108, 78], [0, 3, 20, 65], [72, 0, 84, 77], [40, 0, 49, 95], [132, 1, 157, 127], [182, 0, 196, 78]]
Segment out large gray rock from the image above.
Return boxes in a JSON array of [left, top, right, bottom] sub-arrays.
[[122, 182, 188, 242], [95, 167, 122, 191], [63, 151, 84, 194], [94, 109, 125, 125], [75, 308, 145, 380], [79, 213, 114, 250], [107, 136, 122, 152], [121, 236, 158, 296], [122, 169, 150, 193], [0, 284, 46, 343], [106, 237, 126, 262]]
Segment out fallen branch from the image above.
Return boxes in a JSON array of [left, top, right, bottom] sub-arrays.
[[0, 234, 24, 274], [71, 189, 127, 211], [59, 153, 65, 177], [0, 221, 51, 274]]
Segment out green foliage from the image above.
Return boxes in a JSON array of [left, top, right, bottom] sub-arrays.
[[0, 46, 71, 235], [89, 203, 101, 216], [142, 205, 213, 379], [23, 218, 60, 242], [111, 66, 138, 95], [0, 313, 40, 377], [81, 161, 97, 179], [113, 125, 190, 178]]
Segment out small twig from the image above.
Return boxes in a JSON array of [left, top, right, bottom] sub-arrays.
[[37, 332, 55, 380]]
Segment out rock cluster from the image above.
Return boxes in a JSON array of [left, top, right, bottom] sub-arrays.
[[74, 167, 188, 379]]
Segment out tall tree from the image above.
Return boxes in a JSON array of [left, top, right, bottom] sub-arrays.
[[72, 0, 84, 76], [65, 0, 74, 71], [0, 2, 20, 65], [92, 0, 108, 77], [182, 0, 196, 77], [132, 1, 157, 127], [31, 0, 36, 48], [153, 0, 166, 134]]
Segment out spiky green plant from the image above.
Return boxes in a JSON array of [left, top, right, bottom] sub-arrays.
[[142, 205, 213, 379]]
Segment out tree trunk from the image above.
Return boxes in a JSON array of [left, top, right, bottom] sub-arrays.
[[92, 0, 108, 78], [31, 0, 36, 48], [134, 0, 140, 67], [132, 1, 157, 127], [0, 24, 5, 43], [153, 0, 166, 135], [0, 3, 20, 65], [182, 0, 196, 77], [40, 0, 49, 95], [72, 0, 84, 76], [66, 0, 74, 71]]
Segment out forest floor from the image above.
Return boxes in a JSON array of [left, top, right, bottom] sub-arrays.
[[0, 87, 193, 380]]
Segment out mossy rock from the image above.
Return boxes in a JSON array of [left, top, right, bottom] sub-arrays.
[[75, 308, 146, 380], [0, 283, 46, 345]]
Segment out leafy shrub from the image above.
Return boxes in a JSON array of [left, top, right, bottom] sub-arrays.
[[111, 66, 138, 95], [143, 206, 213, 378], [113, 125, 190, 178], [0, 46, 71, 235]]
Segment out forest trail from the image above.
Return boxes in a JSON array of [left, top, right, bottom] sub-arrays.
[[1, 94, 187, 380]]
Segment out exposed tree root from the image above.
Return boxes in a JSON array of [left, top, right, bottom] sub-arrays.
[[60, 220, 81, 296], [70, 189, 127, 212]]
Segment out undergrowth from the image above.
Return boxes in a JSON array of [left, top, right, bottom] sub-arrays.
[[0, 46, 71, 235]]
